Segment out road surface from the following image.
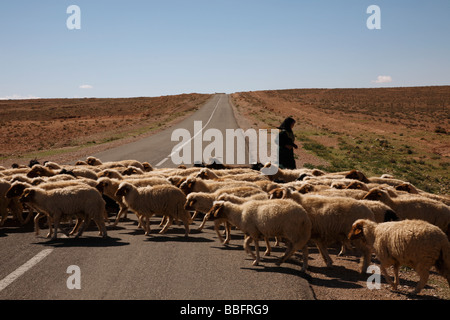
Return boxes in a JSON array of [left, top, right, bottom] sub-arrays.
[[0, 94, 315, 301]]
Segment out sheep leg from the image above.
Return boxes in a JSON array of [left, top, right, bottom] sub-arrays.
[[414, 266, 430, 294], [392, 263, 400, 291], [50, 214, 62, 241], [197, 214, 208, 231], [94, 218, 108, 238], [314, 240, 333, 267], [276, 240, 295, 266], [379, 264, 395, 288], [243, 236, 256, 260], [159, 216, 173, 234], [214, 220, 225, 243], [34, 212, 44, 236], [75, 218, 91, 239], [144, 215, 152, 236], [113, 206, 128, 226], [252, 238, 261, 266], [223, 222, 231, 245], [191, 210, 199, 221], [69, 218, 84, 235], [301, 245, 309, 271], [264, 237, 272, 256], [159, 216, 166, 227], [182, 217, 190, 238]]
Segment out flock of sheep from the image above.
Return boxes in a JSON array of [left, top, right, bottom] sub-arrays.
[[1, 156, 450, 295]]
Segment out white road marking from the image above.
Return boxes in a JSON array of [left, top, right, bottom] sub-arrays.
[[156, 95, 223, 167], [0, 248, 54, 293]]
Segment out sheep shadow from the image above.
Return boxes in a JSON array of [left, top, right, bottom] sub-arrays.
[[32, 236, 129, 248], [143, 228, 214, 243]]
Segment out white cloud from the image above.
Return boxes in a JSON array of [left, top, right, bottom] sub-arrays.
[[79, 84, 93, 89], [372, 75, 393, 84], [0, 94, 41, 100]]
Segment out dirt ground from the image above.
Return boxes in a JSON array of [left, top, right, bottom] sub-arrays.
[[0, 94, 212, 168], [230, 93, 450, 300]]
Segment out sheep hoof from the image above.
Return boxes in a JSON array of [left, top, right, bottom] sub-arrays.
[[264, 250, 271, 256], [252, 260, 259, 266]]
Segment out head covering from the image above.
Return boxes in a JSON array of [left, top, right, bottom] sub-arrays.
[[278, 117, 296, 132]]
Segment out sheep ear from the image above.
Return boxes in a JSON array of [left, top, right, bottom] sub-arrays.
[[213, 203, 224, 217]]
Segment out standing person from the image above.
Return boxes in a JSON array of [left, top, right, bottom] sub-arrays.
[[277, 117, 298, 169]]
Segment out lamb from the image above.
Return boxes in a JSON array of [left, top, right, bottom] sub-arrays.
[[207, 199, 312, 270], [269, 187, 376, 272], [363, 188, 450, 239], [115, 182, 191, 237], [349, 219, 450, 294], [19, 185, 107, 241]]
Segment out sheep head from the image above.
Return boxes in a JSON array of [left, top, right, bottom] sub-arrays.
[[179, 178, 196, 195], [122, 167, 139, 176], [86, 156, 101, 166], [395, 183, 418, 194], [362, 188, 385, 201], [296, 184, 314, 194], [348, 220, 366, 240], [6, 183, 27, 198], [20, 189, 36, 203], [26, 165, 53, 178], [142, 162, 153, 172], [196, 168, 209, 179], [345, 181, 364, 190], [345, 170, 370, 183], [268, 187, 288, 199], [184, 197, 197, 211], [208, 201, 225, 220], [115, 183, 133, 197]]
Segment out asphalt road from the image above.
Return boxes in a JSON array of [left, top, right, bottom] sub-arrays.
[[0, 94, 315, 301]]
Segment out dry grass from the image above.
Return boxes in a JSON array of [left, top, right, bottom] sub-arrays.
[[0, 94, 212, 166], [231, 86, 450, 195]]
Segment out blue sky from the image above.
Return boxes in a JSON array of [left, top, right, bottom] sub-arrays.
[[1, 0, 449, 98]]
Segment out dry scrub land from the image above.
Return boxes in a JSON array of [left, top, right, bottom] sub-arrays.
[[231, 86, 450, 195], [0, 94, 212, 167], [231, 86, 450, 300]]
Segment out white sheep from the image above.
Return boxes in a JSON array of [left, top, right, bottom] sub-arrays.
[[19, 185, 107, 241], [86, 156, 145, 171], [395, 183, 450, 206], [262, 163, 316, 183], [363, 188, 450, 239], [269, 187, 376, 273], [208, 199, 312, 270], [115, 182, 192, 237], [179, 177, 255, 195], [349, 219, 450, 294]]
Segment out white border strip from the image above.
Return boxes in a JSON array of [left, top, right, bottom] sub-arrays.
[[0, 248, 54, 293]]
